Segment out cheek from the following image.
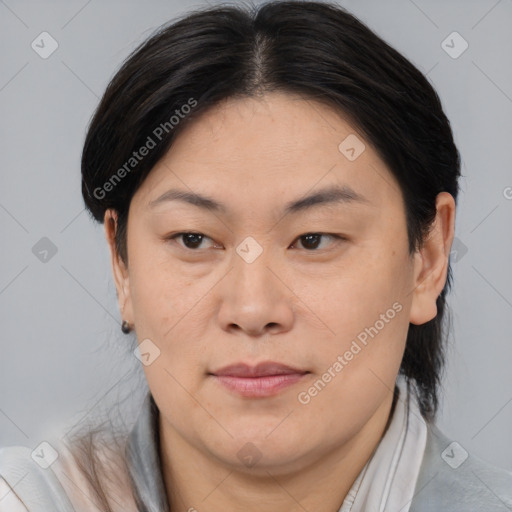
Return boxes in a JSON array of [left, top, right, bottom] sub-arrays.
[[295, 241, 411, 375], [127, 239, 203, 333], [301, 246, 410, 331], [311, 282, 407, 374], [297, 278, 408, 429], [127, 242, 214, 374]]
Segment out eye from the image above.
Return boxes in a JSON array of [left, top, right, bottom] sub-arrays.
[[291, 233, 344, 251], [167, 232, 217, 250], [165, 232, 345, 252]]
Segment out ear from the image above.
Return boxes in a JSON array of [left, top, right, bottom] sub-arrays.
[[104, 209, 134, 328], [409, 192, 456, 325]]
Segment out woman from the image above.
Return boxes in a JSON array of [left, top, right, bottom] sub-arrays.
[[1, 1, 511, 510]]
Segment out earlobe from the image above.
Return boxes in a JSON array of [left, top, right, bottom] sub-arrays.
[[409, 192, 456, 326], [104, 209, 134, 326]]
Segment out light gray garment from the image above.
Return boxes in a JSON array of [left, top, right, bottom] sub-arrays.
[[1, 380, 511, 510], [412, 421, 512, 511]]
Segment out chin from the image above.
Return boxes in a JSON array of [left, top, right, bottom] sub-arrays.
[[206, 426, 313, 472]]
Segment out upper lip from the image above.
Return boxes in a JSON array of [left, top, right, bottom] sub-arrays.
[[211, 362, 308, 378]]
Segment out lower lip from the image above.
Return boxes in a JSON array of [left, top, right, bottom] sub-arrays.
[[213, 373, 307, 397]]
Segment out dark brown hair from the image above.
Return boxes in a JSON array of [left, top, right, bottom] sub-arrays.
[[72, 1, 461, 509]]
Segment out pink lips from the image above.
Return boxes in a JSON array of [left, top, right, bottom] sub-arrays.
[[210, 362, 309, 398]]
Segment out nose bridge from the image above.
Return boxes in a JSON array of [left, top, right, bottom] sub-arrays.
[[235, 234, 267, 267], [232, 234, 275, 297], [216, 234, 293, 335]]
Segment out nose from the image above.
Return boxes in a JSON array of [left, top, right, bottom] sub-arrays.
[[216, 243, 294, 338]]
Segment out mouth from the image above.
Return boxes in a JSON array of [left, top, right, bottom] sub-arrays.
[[209, 362, 310, 398]]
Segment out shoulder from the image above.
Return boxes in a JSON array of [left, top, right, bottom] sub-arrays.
[[0, 437, 137, 512], [411, 422, 512, 511], [0, 444, 75, 511]]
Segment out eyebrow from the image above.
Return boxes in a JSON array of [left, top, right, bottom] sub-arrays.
[[148, 184, 369, 215]]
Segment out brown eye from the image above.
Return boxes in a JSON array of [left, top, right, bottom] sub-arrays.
[[293, 233, 343, 251], [168, 232, 214, 250]]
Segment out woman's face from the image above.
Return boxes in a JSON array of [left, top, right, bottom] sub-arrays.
[[108, 92, 440, 474]]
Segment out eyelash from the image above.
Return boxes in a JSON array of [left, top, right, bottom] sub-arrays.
[[165, 232, 346, 252]]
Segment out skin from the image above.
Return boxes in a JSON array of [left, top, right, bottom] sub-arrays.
[[104, 92, 455, 512]]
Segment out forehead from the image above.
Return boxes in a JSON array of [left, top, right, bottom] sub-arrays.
[[132, 92, 402, 216]]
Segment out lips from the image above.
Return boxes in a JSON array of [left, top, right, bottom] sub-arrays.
[[211, 362, 307, 377], [210, 362, 309, 397]]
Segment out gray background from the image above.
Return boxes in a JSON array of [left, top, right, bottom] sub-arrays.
[[1, 0, 511, 471]]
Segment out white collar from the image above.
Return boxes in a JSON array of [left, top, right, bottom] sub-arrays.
[[338, 376, 428, 512]]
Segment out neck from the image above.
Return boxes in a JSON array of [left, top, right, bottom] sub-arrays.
[[159, 391, 396, 512]]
